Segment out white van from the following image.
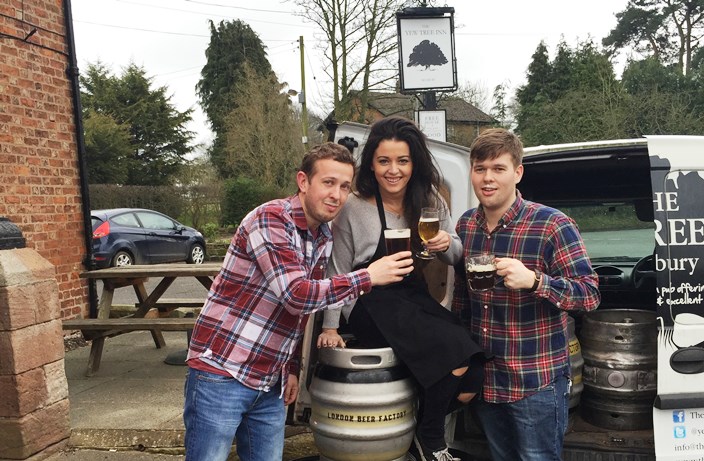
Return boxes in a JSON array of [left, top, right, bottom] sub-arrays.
[[293, 122, 704, 461]]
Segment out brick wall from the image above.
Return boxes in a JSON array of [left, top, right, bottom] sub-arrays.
[[0, 0, 90, 320]]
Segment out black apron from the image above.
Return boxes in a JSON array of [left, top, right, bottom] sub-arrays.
[[347, 192, 488, 389]]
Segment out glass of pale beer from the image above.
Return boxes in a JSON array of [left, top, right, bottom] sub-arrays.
[[465, 254, 497, 292], [417, 207, 440, 260]]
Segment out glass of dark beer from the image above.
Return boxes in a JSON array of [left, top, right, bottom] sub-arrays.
[[466, 254, 497, 292], [384, 228, 411, 255]]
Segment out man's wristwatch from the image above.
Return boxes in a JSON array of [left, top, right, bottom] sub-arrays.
[[529, 271, 541, 292]]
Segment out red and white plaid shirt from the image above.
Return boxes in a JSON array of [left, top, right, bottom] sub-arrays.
[[187, 194, 371, 392]]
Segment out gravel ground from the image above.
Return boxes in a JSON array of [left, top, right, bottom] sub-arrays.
[[60, 334, 320, 460], [46, 432, 319, 461], [64, 332, 88, 352]]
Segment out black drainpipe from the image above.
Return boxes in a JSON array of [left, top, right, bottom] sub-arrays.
[[63, 0, 98, 318]]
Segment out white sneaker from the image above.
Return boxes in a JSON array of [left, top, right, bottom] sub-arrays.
[[413, 435, 460, 461], [428, 447, 460, 461]]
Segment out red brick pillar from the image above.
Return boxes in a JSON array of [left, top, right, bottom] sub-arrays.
[[0, 219, 70, 459]]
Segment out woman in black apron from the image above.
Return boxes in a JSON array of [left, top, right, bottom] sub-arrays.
[[318, 117, 490, 461]]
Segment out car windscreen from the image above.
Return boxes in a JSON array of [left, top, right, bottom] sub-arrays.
[[552, 202, 654, 263], [521, 147, 654, 264]]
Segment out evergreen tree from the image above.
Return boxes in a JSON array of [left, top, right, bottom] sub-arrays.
[[491, 83, 511, 128], [196, 20, 274, 176], [604, 0, 704, 75], [515, 41, 624, 145], [620, 57, 704, 136], [83, 110, 131, 184], [80, 62, 195, 185], [547, 41, 573, 99], [196, 20, 272, 134], [516, 41, 551, 107], [513, 3, 704, 145]]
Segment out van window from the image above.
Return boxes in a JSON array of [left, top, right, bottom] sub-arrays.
[[560, 203, 654, 261]]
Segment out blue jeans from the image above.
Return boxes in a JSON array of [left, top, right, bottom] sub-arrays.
[[183, 368, 286, 461], [473, 375, 570, 461]]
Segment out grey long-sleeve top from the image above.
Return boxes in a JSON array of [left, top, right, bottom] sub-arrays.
[[322, 193, 462, 329]]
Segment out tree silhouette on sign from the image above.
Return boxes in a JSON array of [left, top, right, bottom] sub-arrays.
[[407, 40, 448, 69]]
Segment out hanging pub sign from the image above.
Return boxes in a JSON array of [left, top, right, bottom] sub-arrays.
[[396, 7, 457, 93]]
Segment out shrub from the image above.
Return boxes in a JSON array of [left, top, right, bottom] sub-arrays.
[[221, 177, 287, 226], [201, 222, 219, 240], [89, 184, 184, 218]]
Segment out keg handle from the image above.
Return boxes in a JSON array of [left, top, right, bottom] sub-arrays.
[[350, 355, 383, 366]]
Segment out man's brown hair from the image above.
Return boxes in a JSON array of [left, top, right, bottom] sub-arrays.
[[299, 142, 356, 180], [469, 128, 524, 167]]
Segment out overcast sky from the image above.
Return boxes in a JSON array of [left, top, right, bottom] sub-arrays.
[[70, 0, 631, 149]]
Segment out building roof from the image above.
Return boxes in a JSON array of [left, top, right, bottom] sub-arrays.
[[360, 91, 495, 124]]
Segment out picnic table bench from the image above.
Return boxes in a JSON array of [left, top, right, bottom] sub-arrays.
[[62, 317, 197, 333], [64, 262, 221, 376]]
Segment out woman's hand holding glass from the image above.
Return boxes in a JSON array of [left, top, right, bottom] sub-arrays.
[[421, 230, 452, 254]]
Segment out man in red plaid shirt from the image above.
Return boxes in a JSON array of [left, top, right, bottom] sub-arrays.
[[453, 128, 600, 461], [184, 142, 414, 461]]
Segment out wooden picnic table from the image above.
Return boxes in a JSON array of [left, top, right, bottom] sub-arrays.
[[65, 262, 221, 376]]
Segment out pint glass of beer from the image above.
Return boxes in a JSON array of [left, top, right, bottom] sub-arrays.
[[465, 254, 497, 292], [384, 228, 411, 255]]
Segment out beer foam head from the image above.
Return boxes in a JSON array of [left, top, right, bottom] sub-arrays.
[[384, 228, 410, 238], [419, 217, 439, 222], [466, 253, 496, 271], [467, 263, 495, 272]]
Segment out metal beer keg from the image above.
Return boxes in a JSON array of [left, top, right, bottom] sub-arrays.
[[579, 309, 658, 430], [309, 346, 417, 461], [567, 315, 584, 410], [566, 315, 583, 432]]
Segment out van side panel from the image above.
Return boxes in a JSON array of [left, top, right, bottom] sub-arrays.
[[646, 136, 704, 324], [647, 136, 704, 459]]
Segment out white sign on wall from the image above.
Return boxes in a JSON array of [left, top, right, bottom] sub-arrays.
[[416, 110, 446, 142]]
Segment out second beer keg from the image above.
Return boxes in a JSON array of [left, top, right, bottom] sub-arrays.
[[309, 346, 417, 461], [579, 309, 658, 431], [567, 315, 584, 432]]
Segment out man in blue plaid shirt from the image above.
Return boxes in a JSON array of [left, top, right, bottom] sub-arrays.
[[453, 128, 600, 461]]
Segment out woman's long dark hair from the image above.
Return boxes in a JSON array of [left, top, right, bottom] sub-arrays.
[[356, 116, 443, 251]]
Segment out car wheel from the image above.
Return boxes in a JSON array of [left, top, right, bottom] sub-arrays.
[[188, 243, 205, 264], [112, 250, 134, 267]]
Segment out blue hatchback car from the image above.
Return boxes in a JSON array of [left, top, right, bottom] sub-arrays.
[[91, 208, 206, 268]]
